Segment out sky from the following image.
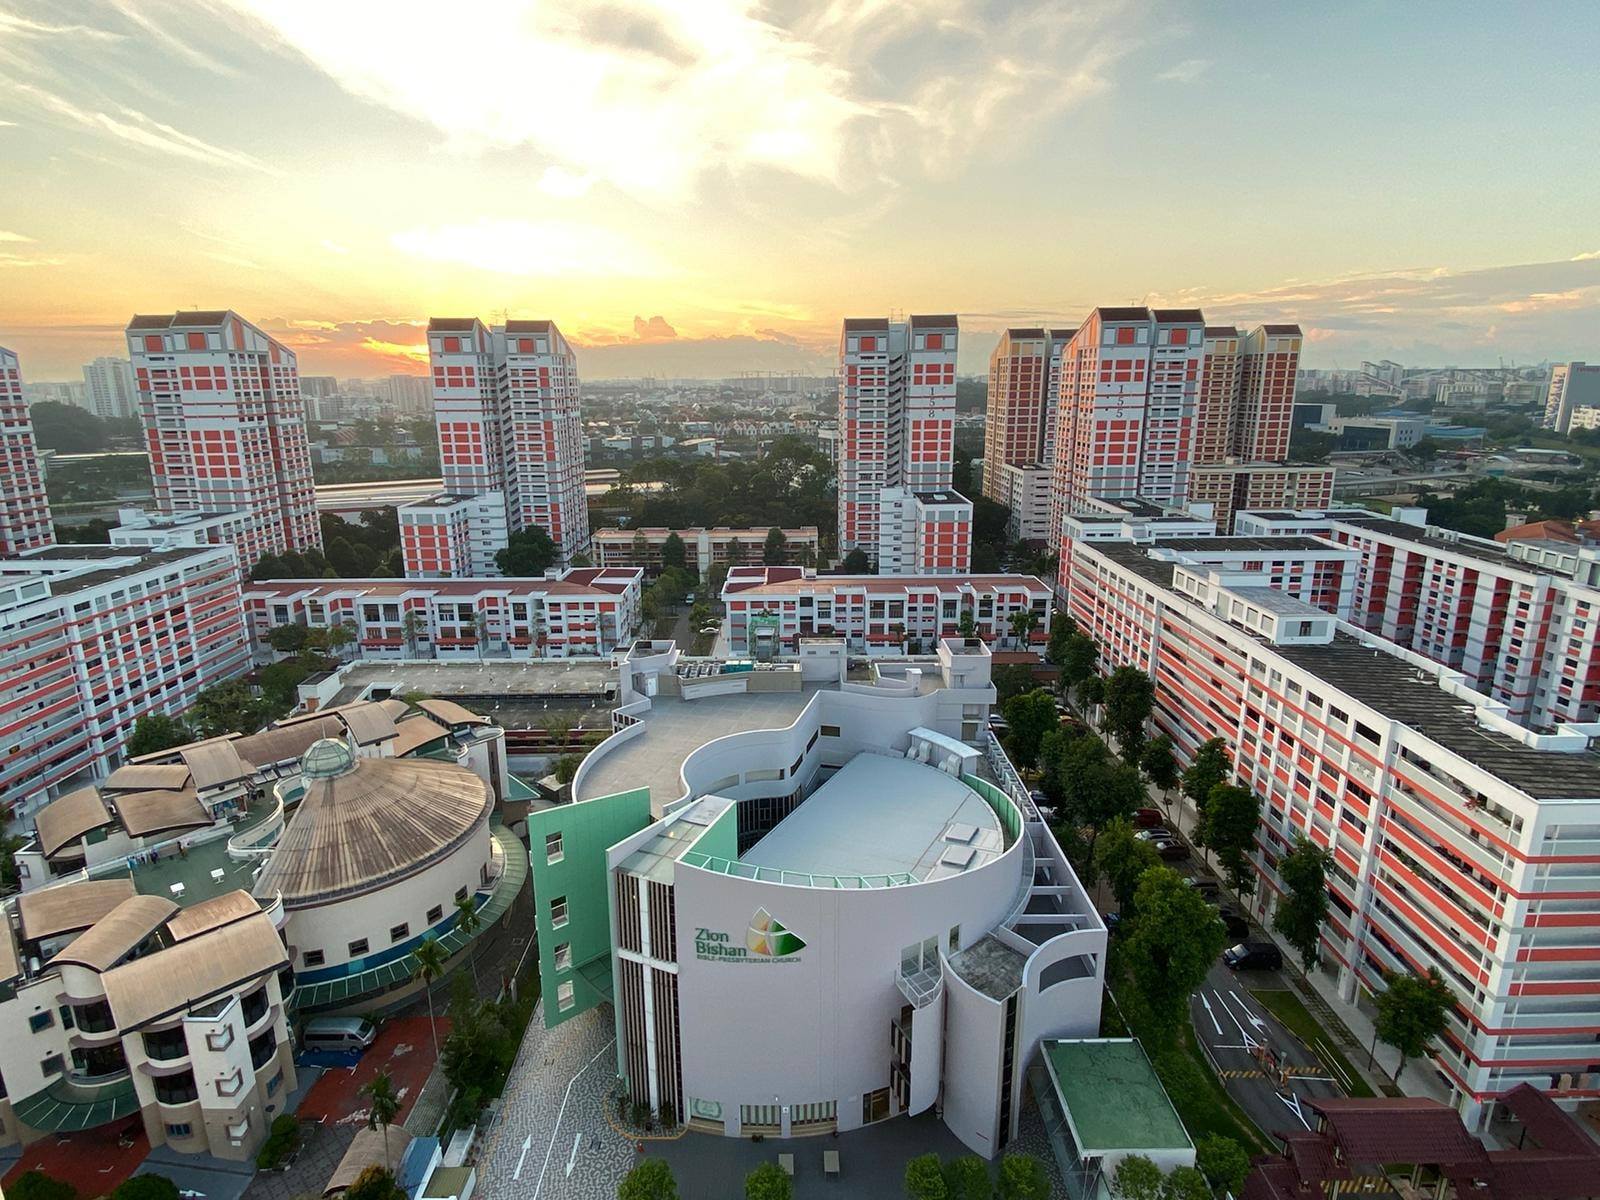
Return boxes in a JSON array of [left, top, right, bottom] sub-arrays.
[[2, 0, 1598, 381]]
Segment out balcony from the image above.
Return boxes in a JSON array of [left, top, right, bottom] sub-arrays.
[[896, 960, 943, 1009], [153, 1070, 199, 1106], [143, 1027, 189, 1062]]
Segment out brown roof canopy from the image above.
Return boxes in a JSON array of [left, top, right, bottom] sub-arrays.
[[166, 889, 262, 941], [108, 786, 211, 840], [101, 910, 287, 1029], [51, 894, 179, 972], [18, 879, 137, 942], [35, 788, 113, 858]]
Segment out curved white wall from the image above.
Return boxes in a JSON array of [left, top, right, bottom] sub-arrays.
[[285, 815, 491, 972], [672, 823, 1026, 1138]]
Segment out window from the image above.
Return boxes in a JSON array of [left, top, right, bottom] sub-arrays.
[[389, 923, 410, 943], [427, 904, 444, 924], [303, 949, 325, 968], [821, 724, 841, 738], [186, 331, 207, 350], [948, 925, 961, 953], [347, 938, 369, 958], [545, 831, 564, 864], [165, 1123, 192, 1139], [442, 336, 461, 352], [455, 886, 469, 902], [554, 942, 572, 971], [41, 1055, 64, 1077], [557, 981, 575, 1011], [550, 896, 568, 928], [267, 1070, 283, 1097], [28, 1011, 53, 1033]]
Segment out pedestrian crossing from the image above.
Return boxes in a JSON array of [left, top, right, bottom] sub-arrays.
[[1217, 1068, 1265, 1079]]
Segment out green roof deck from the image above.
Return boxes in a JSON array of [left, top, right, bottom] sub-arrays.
[[1042, 1039, 1192, 1154], [290, 825, 528, 1011], [124, 801, 280, 908], [12, 1072, 140, 1132]]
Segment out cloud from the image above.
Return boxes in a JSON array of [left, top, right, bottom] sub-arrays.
[[361, 337, 430, 365], [320, 239, 350, 255], [0, 252, 65, 268], [0, 230, 34, 243], [215, 0, 1140, 200], [1157, 57, 1210, 83], [3, 81, 278, 173], [0, 10, 123, 40], [537, 166, 595, 199], [389, 217, 666, 277], [631, 315, 676, 341], [206, 251, 261, 269], [1572, 250, 1600, 262]]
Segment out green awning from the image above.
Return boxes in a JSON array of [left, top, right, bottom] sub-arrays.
[[13, 1074, 140, 1133]]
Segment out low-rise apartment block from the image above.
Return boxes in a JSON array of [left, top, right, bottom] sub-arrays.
[[399, 492, 509, 578], [995, 464, 1053, 544], [0, 544, 249, 818], [1064, 533, 1600, 1128], [876, 487, 973, 574], [242, 567, 643, 661], [593, 526, 821, 575], [721, 567, 1051, 655]]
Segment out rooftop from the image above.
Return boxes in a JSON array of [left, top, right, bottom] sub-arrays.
[[576, 687, 818, 812], [742, 755, 1002, 881], [1043, 1039, 1193, 1154], [947, 934, 1027, 1000], [330, 659, 618, 706]]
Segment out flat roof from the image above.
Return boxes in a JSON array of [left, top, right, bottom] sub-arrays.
[[742, 755, 1002, 881], [331, 660, 617, 706], [576, 688, 817, 812], [948, 934, 1027, 1000], [1043, 1039, 1193, 1154]]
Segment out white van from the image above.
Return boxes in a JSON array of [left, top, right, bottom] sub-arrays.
[[301, 1016, 376, 1053]]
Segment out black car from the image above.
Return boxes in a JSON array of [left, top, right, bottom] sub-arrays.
[[1155, 840, 1190, 862], [1222, 941, 1282, 970], [1184, 877, 1223, 901], [1217, 906, 1250, 940]]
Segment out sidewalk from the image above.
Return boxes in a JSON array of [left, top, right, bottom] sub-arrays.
[[1163, 790, 1455, 1109]]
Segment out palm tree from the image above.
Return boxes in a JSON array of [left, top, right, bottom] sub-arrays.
[[411, 936, 449, 1057], [362, 1068, 401, 1167], [453, 894, 482, 988]]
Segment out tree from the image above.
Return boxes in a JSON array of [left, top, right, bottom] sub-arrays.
[[1374, 967, 1456, 1082], [344, 1166, 404, 1200], [841, 547, 871, 573], [903, 1153, 948, 1200], [1046, 611, 1078, 666], [1112, 1155, 1163, 1200], [1059, 633, 1099, 698], [1201, 784, 1262, 894], [189, 680, 271, 738], [1181, 738, 1230, 817], [1103, 666, 1155, 763], [402, 608, 424, 656], [1274, 837, 1335, 970], [1159, 1166, 1212, 1200], [1094, 818, 1161, 913], [496, 526, 557, 576], [995, 1154, 1050, 1200], [1125, 867, 1228, 1034], [1195, 1135, 1251, 1199], [707, 561, 730, 597], [112, 1177, 179, 1200], [1002, 688, 1059, 770], [618, 1159, 678, 1200], [763, 526, 788, 565], [743, 1162, 791, 1200], [1140, 735, 1180, 811], [941, 1155, 989, 1200], [661, 531, 687, 571], [957, 610, 977, 640], [554, 753, 582, 784], [126, 713, 191, 758], [265, 624, 309, 654], [1, 832, 28, 893], [992, 662, 1037, 703], [361, 1068, 401, 1166], [28, 401, 107, 453], [631, 530, 649, 566], [8, 1172, 77, 1200], [1079, 673, 1104, 711], [1008, 609, 1039, 649], [454, 893, 482, 987], [412, 937, 449, 1058]]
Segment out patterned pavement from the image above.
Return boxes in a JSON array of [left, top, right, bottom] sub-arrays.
[[475, 1003, 631, 1200]]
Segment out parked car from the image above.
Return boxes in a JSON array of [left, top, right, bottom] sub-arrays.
[[1217, 906, 1250, 940], [1184, 877, 1223, 901], [1135, 827, 1175, 842], [988, 714, 1010, 732], [1222, 942, 1283, 971], [1156, 840, 1190, 862], [1104, 911, 1122, 935], [302, 1016, 377, 1053], [1133, 807, 1164, 828]]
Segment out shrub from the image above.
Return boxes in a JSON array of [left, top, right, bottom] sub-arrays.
[[8, 1172, 77, 1200], [112, 1177, 179, 1200], [255, 1114, 301, 1170]]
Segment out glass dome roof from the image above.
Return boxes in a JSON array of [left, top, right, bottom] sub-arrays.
[[300, 736, 357, 780]]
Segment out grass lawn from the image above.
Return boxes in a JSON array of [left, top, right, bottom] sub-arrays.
[[1250, 988, 1375, 1099]]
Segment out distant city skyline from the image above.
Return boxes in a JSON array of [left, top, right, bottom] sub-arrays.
[[2, 2, 1598, 379]]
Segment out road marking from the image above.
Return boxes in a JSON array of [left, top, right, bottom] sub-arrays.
[[513, 1135, 532, 1182], [532, 1038, 615, 1200], [1278, 1090, 1311, 1129], [1200, 993, 1223, 1036], [1213, 989, 1261, 1051], [565, 1132, 583, 1177]]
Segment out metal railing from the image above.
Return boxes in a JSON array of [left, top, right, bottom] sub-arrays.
[[896, 961, 944, 1008]]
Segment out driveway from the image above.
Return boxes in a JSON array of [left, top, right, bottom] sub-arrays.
[[298, 1016, 446, 1129], [1191, 959, 1344, 1139]]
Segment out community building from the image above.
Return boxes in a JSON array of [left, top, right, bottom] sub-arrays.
[[241, 566, 644, 662], [592, 525, 821, 575], [526, 639, 1105, 1156], [719, 567, 1052, 656]]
